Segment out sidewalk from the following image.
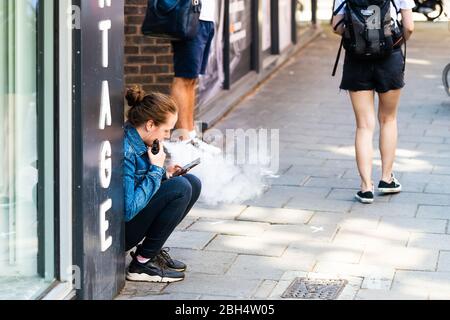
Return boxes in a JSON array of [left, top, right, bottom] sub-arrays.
[[117, 22, 450, 300]]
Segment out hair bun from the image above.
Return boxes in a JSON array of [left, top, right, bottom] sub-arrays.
[[126, 85, 146, 107]]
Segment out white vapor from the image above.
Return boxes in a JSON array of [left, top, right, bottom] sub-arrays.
[[164, 141, 275, 206]]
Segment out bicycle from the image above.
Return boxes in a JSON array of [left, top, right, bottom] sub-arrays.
[[443, 63, 450, 96], [413, 0, 445, 21]]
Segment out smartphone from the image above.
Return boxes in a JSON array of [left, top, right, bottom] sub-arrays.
[[172, 158, 201, 177]]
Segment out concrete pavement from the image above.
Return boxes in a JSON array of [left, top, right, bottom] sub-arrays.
[[117, 22, 450, 300]]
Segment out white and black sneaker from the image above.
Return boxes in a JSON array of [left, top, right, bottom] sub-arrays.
[[355, 187, 374, 204], [126, 253, 185, 283], [378, 174, 402, 194]]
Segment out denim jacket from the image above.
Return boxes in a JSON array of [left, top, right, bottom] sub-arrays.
[[124, 122, 166, 222]]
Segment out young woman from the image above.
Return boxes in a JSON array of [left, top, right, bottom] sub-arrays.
[[332, 0, 415, 203], [124, 85, 202, 282]]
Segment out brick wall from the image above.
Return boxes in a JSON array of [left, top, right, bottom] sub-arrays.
[[124, 0, 174, 94]]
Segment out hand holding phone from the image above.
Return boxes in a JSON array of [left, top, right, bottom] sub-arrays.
[[172, 158, 201, 177]]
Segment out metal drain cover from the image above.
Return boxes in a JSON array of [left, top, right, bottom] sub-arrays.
[[281, 278, 348, 300]]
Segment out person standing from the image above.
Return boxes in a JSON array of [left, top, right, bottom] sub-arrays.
[[170, 0, 221, 154], [332, 0, 415, 204]]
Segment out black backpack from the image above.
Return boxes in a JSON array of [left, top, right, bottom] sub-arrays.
[[332, 0, 406, 76]]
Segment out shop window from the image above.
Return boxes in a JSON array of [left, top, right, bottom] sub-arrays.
[[0, 0, 55, 299]]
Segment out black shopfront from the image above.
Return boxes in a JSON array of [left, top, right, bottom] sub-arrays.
[[0, 0, 126, 300]]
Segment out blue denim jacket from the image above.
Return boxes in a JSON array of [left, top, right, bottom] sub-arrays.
[[124, 122, 166, 222]]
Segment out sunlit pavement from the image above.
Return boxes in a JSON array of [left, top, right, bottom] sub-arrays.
[[117, 22, 450, 300]]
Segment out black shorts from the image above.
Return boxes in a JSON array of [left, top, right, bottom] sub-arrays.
[[340, 49, 405, 93], [172, 21, 215, 79]]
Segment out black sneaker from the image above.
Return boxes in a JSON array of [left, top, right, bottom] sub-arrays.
[[126, 253, 185, 283], [378, 174, 402, 194], [134, 245, 187, 272], [355, 188, 374, 204], [157, 248, 187, 272]]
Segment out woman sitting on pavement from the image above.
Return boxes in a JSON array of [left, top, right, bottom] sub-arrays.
[[124, 85, 202, 283]]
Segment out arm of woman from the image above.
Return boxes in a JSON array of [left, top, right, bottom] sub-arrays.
[[400, 9, 414, 41], [124, 154, 165, 222], [331, 0, 346, 35], [332, 14, 346, 35]]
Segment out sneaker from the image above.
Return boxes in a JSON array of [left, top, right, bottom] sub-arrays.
[[355, 187, 374, 204], [133, 245, 187, 271], [126, 253, 185, 283], [188, 137, 222, 155], [156, 248, 187, 272], [378, 174, 402, 194]]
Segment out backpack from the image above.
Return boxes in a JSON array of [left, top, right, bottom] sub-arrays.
[[332, 0, 406, 76]]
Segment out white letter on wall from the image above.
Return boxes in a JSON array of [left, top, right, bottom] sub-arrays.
[[99, 20, 111, 68], [69, 5, 81, 30], [99, 0, 112, 8], [100, 199, 113, 252], [99, 141, 112, 189], [99, 81, 112, 130]]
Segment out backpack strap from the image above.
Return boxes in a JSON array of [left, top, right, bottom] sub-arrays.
[[391, 0, 407, 72], [390, 0, 401, 15], [402, 35, 407, 72], [331, 0, 347, 77], [332, 37, 344, 77], [333, 1, 347, 16], [390, 0, 406, 71]]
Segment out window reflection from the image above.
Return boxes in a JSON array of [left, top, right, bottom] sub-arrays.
[[0, 0, 53, 300]]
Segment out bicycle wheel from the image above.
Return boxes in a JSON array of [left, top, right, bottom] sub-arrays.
[[443, 63, 450, 96], [424, 2, 443, 21]]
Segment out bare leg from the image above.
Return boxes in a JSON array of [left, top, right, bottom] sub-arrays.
[[171, 77, 197, 140], [349, 90, 376, 192], [378, 89, 402, 183]]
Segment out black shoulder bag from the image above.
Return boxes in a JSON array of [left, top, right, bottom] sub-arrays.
[[142, 0, 202, 41]]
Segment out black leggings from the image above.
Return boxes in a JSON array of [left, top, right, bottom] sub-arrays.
[[125, 174, 201, 259]]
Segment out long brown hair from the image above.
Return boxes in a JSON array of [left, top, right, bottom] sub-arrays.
[[125, 85, 178, 127]]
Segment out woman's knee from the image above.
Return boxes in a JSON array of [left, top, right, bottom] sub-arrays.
[[378, 91, 400, 125], [183, 174, 202, 192], [350, 91, 376, 130], [170, 176, 193, 199], [378, 113, 397, 125], [173, 77, 197, 89], [356, 118, 376, 131]]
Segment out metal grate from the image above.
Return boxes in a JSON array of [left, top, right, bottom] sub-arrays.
[[281, 278, 348, 300]]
